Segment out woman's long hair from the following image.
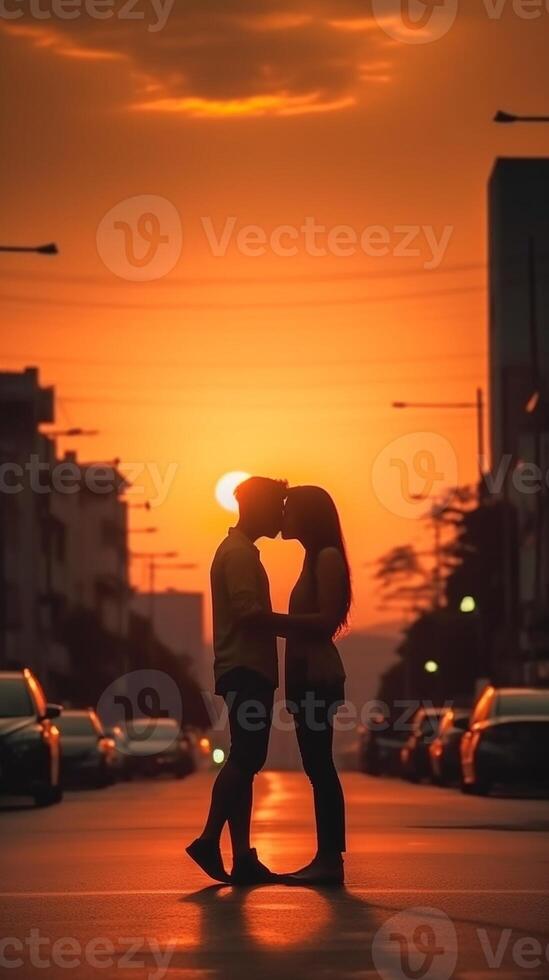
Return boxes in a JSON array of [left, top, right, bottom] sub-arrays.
[[286, 485, 352, 634]]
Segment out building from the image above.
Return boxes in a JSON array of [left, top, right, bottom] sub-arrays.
[[489, 158, 549, 682], [0, 367, 131, 693], [131, 590, 206, 689], [0, 367, 54, 677], [51, 451, 130, 639]]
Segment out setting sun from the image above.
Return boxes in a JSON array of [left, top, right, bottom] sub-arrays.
[[215, 471, 251, 513]]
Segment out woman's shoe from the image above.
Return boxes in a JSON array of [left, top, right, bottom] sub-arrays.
[[285, 854, 344, 887], [186, 838, 230, 883]]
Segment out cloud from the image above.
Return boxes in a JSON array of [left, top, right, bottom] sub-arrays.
[[2, 0, 395, 118]]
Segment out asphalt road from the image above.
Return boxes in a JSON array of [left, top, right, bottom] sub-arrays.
[[1, 772, 549, 979]]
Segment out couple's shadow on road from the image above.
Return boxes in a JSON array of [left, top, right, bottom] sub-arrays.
[[179, 881, 376, 979]]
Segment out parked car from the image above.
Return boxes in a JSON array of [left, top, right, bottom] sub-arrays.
[[57, 709, 116, 788], [429, 708, 470, 785], [104, 725, 131, 781], [460, 687, 549, 795], [400, 707, 446, 782], [359, 715, 409, 776], [125, 717, 196, 779], [0, 668, 63, 806]]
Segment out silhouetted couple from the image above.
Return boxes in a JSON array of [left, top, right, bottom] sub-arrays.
[[187, 477, 351, 887]]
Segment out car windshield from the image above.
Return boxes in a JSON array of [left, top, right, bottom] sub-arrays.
[[0, 678, 34, 717], [57, 714, 96, 735], [498, 692, 549, 717]]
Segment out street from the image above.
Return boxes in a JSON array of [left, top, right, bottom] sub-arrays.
[[2, 772, 549, 979]]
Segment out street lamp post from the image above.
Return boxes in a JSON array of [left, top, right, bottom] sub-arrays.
[[45, 428, 100, 437], [392, 388, 486, 496], [0, 243, 59, 254], [494, 110, 549, 124]]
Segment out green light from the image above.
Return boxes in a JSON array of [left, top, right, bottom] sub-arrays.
[[212, 748, 225, 765], [424, 660, 439, 674], [460, 595, 476, 613]]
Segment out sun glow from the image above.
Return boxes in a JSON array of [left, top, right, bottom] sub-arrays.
[[215, 471, 251, 513]]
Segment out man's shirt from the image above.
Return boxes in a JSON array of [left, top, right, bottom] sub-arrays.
[[210, 527, 278, 692]]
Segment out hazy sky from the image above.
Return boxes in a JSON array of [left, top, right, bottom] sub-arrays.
[[2, 0, 549, 634]]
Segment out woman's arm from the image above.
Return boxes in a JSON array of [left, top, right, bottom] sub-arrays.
[[243, 548, 347, 639]]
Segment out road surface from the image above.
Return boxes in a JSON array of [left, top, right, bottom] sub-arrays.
[[1, 772, 549, 979]]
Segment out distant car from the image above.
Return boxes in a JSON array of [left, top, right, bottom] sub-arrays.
[[400, 707, 446, 782], [57, 709, 116, 788], [125, 718, 196, 779], [460, 687, 549, 795], [0, 668, 63, 806], [429, 708, 470, 785], [359, 715, 409, 777]]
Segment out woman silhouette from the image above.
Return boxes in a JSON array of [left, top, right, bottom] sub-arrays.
[[279, 486, 351, 885]]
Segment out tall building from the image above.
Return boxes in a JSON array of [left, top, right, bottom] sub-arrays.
[[131, 590, 206, 688], [0, 367, 131, 693], [0, 367, 54, 676], [489, 158, 549, 682]]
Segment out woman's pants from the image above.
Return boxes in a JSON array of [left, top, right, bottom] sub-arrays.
[[293, 695, 346, 854]]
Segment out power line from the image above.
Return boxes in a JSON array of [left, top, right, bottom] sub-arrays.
[[0, 284, 485, 312], [0, 350, 486, 370], [0, 261, 486, 289]]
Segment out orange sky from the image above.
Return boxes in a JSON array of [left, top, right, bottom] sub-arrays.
[[1, 1, 549, 637]]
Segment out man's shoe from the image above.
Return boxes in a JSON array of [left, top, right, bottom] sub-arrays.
[[285, 854, 344, 887], [186, 838, 230, 883], [231, 848, 279, 886]]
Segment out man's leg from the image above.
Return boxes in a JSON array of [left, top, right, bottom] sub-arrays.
[[189, 675, 274, 881], [225, 678, 273, 860]]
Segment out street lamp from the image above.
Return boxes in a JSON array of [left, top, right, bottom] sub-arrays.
[[45, 427, 100, 437], [494, 110, 549, 124], [0, 242, 59, 254], [392, 387, 486, 495], [460, 595, 477, 614]]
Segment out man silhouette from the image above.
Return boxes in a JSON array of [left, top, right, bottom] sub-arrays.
[[187, 476, 287, 885]]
